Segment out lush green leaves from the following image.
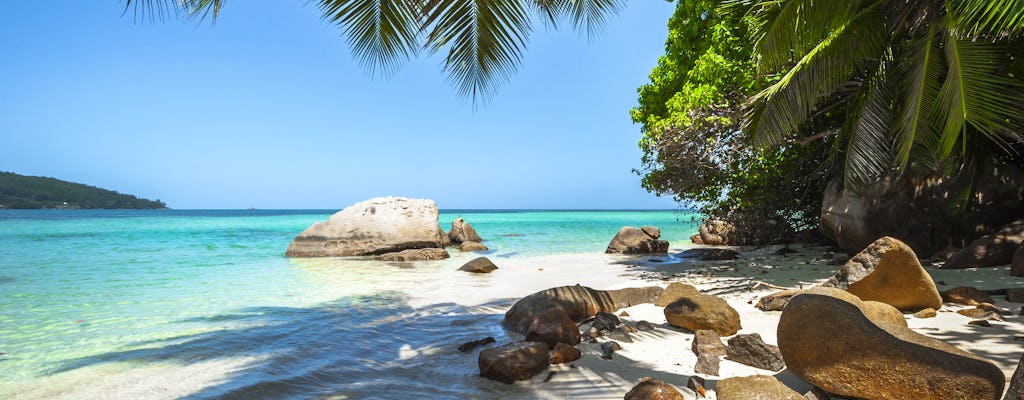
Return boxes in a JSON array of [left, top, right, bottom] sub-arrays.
[[0, 171, 167, 209]]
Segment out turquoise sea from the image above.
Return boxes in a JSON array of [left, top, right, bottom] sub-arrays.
[[0, 209, 699, 399]]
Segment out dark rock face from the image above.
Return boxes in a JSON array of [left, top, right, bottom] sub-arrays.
[[725, 333, 785, 372], [374, 248, 450, 261], [591, 312, 620, 332], [678, 248, 740, 261], [458, 337, 495, 352], [820, 236, 941, 311], [605, 226, 669, 254], [458, 257, 498, 273], [478, 342, 549, 384], [549, 342, 581, 364], [1014, 245, 1024, 277], [600, 341, 622, 360], [502, 285, 663, 335], [524, 308, 581, 349], [716, 375, 803, 400], [941, 286, 995, 306], [944, 219, 1024, 269], [778, 287, 1005, 400], [624, 377, 685, 400], [635, 321, 656, 331], [664, 293, 741, 336], [448, 217, 483, 244], [286, 197, 448, 257], [1006, 352, 1024, 400], [819, 168, 1024, 257], [1007, 287, 1024, 303]]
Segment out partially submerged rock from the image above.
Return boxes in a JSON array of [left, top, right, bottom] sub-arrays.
[[664, 292, 741, 336], [943, 219, 1024, 269], [459, 241, 488, 251], [374, 248, 450, 261], [448, 217, 483, 244], [821, 236, 941, 311], [605, 226, 669, 254], [458, 337, 496, 353], [716, 375, 803, 400], [624, 377, 685, 400], [458, 257, 498, 273], [478, 342, 549, 384], [778, 287, 1004, 399], [725, 333, 785, 372], [286, 197, 448, 257]]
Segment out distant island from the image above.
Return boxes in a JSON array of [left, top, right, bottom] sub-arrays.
[[0, 171, 167, 209]]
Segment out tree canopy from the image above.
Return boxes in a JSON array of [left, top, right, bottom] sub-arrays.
[[0, 171, 167, 209]]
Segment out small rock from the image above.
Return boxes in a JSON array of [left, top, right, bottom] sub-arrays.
[[678, 248, 740, 261], [591, 312, 620, 332], [584, 326, 601, 339], [458, 257, 498, 273], [1007, 288, 1024, 303], [606, 226, 669, 254], [957, 308, 1005, 321], [542, 371, 557, 382], [716, 375, 803, 400], [803, 387, 833, 400], [621, 324, 638, 333], [941, 286, 994, 306], [624, 377, 685, 400], [691, 330, 727, 358], [619, 311, 630, 317], [478, 342, 549, 384], [686, 376, 707, 398], [600, 341, 622, 360], [448, 217, 483, 244], [756, 289, 803, 311], [654, 282, 701, 307], [725, 333, 785, 371], [635, 321, 656, 331], [458, 337, 495, 352], [774, 246, 799, 256], [459, 241, 489, 251], [969, 319, 992, 327], [664, 293, 742, 336], [549, 343, 581, 364], [605, 327, 634, 343], [694, 355, 720, 376], [976, 302, 1006, 314], [913, 308, 937, 318], [525, 308, 581, 349]]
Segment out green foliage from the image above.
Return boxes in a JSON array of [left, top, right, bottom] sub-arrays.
[[632, 0, 831, 241], [731, 0, 1024, 189], [0, 172, 166, 209]]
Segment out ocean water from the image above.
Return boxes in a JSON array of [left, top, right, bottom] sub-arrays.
[[0, 209, 698, 399]]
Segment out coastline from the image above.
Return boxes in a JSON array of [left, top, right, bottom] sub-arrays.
[[7, 242, 1024, 399]]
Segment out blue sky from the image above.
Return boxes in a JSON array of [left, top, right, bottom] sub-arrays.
[[0, 1, 679, 209]]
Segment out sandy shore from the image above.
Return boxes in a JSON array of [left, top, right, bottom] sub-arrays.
[[473, 244, 1024, 399]]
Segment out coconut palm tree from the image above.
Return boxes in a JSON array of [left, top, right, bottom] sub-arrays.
[[728, 0, 1024, 187], [126, 0, 623, 101]]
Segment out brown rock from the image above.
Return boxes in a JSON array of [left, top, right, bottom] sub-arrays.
[[459, 241, 489, 251], [691, 330, 727, 358], [502, 285, 663, 340], [694, 354, 720, 376], [1006, 352, 1024, 400], [944, 219, 1024, 270], [654, 282, 700, 307], [821, 236, 941, 311], [860, 300, 908, 327], [458, 337, 495, 353], [697, 219, 736, 246], [524, 308, 581, 349], [448, 217, 483, 244], [802, 387, 834, 400], [957, 308, 1005, 321], [778, 287, 1004, 400], [549, 343, 581, 364], [725, 333, 785, 372], [605, 226, 669, 254], [913, 308, 937, 318], [1008, 288, 1024, 303], [478, 342, 549, 384], [756, 289, 804, 311], [716, 375, 803, 400], [690, 234, 704, 244], [624, 377, 684, 400], [941, 286, 995, 306], [1014, 244, 1024, 277], [969, 319, 992, 327], [458, 257, 497, 273], [374, 247, 450, 261], [619, 311, 630, 317], [591, 312, 620, 332], [664, 293, 741, 336]]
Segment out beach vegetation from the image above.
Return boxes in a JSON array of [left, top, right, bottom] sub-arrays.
[[0, 171, 166, 209]]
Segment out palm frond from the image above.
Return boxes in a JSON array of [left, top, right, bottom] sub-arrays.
[[748, 0, 863, 72], [532, 0, 623, 37], [123, 0, 223, 21], [745, 0, 887, 146], [893, 23, 944, 169], [320, 0, 423, 76], [841, 52, 895, 188], [424, 0, 532, 100], [951, 0, 1024, 38]]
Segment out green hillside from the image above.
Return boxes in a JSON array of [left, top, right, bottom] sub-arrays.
[[0, 172, 167, 209]]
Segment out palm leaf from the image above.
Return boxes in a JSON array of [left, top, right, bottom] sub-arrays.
[[951, 0, 1024, 38], [893, 23, 944, 169], [841, 52, 895, 188], [123, 0, 223, 21], [320, 0, 424, 76], [746, 0, 863, 73]]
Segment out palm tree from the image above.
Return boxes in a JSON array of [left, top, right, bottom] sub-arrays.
[[126, 0, 624, 101], [728, 0, 1024, 187]]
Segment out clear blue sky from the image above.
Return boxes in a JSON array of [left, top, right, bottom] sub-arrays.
[[0, 1, 679, 209]]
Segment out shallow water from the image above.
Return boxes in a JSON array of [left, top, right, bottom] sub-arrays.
[[0, 209, 698, 399]]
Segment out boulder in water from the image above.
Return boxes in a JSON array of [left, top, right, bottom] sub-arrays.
[[286, 197, 447, 257], [374, 248, 449, 261], [459, 241, 488, 251], [458, 257, 497, 273], [448, 217, 483, 244], [478, 342, 549, 384], [605, 226, 669, 254]]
